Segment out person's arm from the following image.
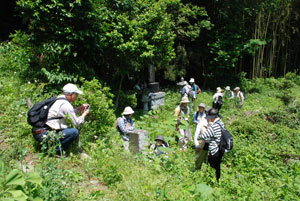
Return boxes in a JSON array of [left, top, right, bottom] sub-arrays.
[[194, 124, 201, 148], [63, 104, 88, 127], [174, 106, 180, 117], [182, 87, 186, 96], [127, 119, 135, 131], [213, 94, 217, 102], [240, 92, 245, 104], [117, 118, 130, 134], [198, 126, 214, 141], [193, 112, 198, 124]]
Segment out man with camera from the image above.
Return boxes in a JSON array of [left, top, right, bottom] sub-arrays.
[[33, 83, 90, 155]]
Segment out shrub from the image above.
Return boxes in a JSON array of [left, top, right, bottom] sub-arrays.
[[76, 78, 115, 145]]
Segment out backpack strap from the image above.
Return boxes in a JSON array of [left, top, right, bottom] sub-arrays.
[[46, 97, 68, 121]]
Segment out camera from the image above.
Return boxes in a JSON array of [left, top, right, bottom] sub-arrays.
[[85, 105, 90, 111]]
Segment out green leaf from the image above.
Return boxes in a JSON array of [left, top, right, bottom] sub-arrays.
[[26, 171, 43, 185], [0, 160, 4, 176], [5, 169, 25, 186], [195, 183, 213, 199], [33, 198, 43, 201], [7, 190, 28, 201]]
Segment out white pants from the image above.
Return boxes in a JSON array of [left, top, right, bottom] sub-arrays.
[[178, 126, 191, 148]]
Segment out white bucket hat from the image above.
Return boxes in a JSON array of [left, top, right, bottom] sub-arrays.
[[123, 106, 134, 115], [225, 86, 230, 90], [63, 83, 83, 94], [234, 87, 240, 91], [217, 87, 222, 93], [198, 103, 206, 108], [189, 78, 195, 83], [181, 96, 190, 103]]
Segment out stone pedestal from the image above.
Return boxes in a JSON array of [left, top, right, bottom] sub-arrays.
[[149, 92, 166, 110], [129, 129, 148, 154], [148, 82, 160, 93]]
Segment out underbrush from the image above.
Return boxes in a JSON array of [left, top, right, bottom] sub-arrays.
[[0, 46, 300, 201]]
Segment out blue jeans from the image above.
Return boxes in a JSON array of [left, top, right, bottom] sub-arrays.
[[33, 128, 79, 153]]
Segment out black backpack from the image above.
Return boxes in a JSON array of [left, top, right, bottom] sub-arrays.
[[27, 96, 66, 128], [217, 95, 223, 105], [217, 123, 233, 153]]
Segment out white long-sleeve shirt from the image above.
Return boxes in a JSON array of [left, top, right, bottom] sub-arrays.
[[193, 111, 208, 148], [236, 91, 245, 105], [213, 92, 223, 103], [46, 95, 85, 130]]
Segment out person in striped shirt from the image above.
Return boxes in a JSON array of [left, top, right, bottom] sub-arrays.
[[198, 108, 224, 182]]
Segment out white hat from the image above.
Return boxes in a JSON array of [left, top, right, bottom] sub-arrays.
[[234, 87, 240, 91], [216, 87, 222, 93], [123, 106, 134, 115], [63, 83, 83, 94], [225, 86, 230, 90], [181, 96, 189, 103], [189, 78, 195, 83], [198, 103, 206, 108]]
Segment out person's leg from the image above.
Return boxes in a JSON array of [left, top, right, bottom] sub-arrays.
[[212, 102, 216, 109], [57, 128, 79, 152], [195, 149, 208, 170], [208, 151, 223, 181], [178, 129, 185, 148]]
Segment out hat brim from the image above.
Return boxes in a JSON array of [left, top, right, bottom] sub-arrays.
[[155, 138, 166, 144], [205, 114, 218, 119], [76, 90, 83, 94], [123, 112, 134, 115]]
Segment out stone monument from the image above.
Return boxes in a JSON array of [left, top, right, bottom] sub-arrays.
[[129, 129, 148, 154], [147, 65, 166, 110]]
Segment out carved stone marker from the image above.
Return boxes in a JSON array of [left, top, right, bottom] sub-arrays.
[[149, 91, 166, 110], [129, 129, 148, 154]]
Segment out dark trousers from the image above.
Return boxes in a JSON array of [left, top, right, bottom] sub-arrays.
[[212, 102, 222, 111], [33, 128, 79, 153], [208, 150, 223, 182]]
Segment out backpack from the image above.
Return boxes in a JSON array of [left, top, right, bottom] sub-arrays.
[[217, 123, 233, 153], [197, 85, 201, 94], [27, 96, 66, 128], [115, 117, 121, 132], [217, 95, 223, 105], [188, 89, 194, 98]]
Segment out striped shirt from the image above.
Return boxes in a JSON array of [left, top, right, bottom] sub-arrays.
[[198, 118, 224, 155]]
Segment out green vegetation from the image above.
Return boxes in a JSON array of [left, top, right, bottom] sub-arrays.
[[1, 0, 300, 200], [0, 43, 299, 199]]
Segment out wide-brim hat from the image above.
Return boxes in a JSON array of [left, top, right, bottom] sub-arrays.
[[234, 87, 240, 90], [216, 87, 222, 93], [205, 108, 219, 119], [155, 135, 166, 144], [198, 103, 206, 108], [181, 96, 189, 103], [123, 106, 134, 115], [63, 83, 83, 94], [189, 78, 195, 83], [225, 86, 230, 90]]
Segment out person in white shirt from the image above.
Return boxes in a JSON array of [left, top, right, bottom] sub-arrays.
[[234, 87, 245, 107], [212, 87, 223, 111], [224, 86, 234, 99], [174, 96, 191, 149], [193, 103, 208, 171], [34, 83, 89, 154]]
